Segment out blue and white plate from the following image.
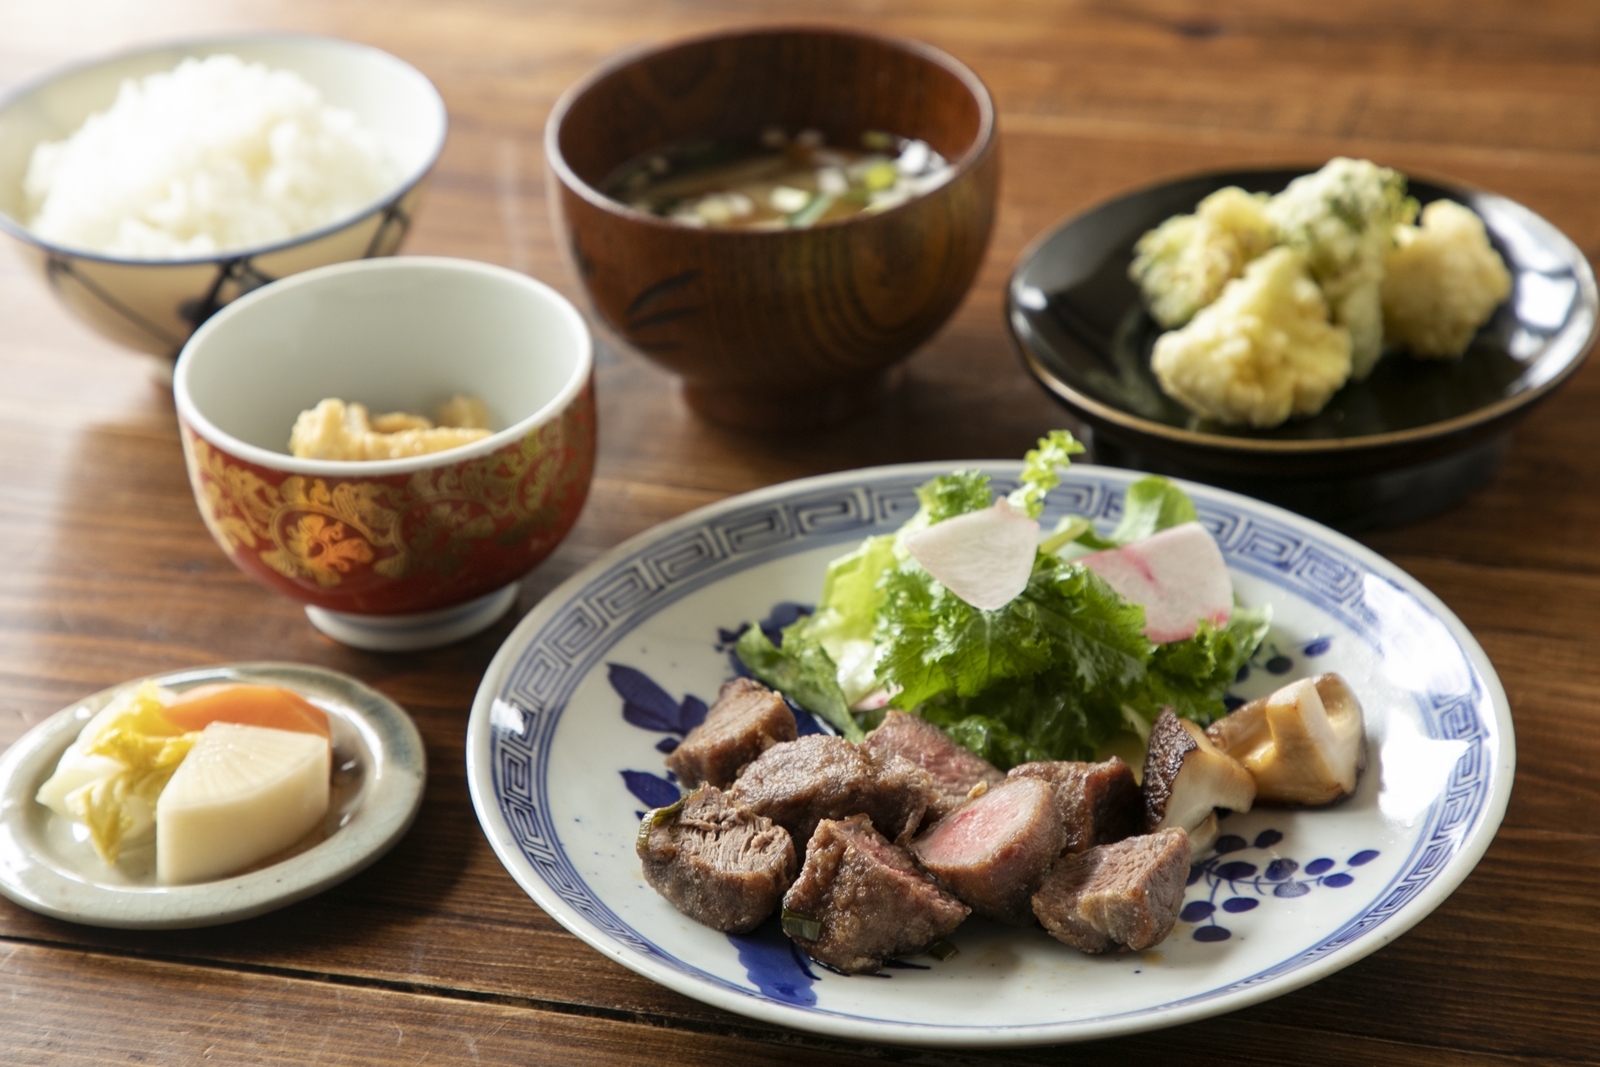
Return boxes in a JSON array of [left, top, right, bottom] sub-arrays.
[[465, 463, 1513, 1047]]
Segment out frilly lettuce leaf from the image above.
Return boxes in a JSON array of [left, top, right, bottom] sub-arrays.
[[879, 577, 1267, 769], [1005, 429, 1086, 520], [914, 470, 993, 527], [787, 533, 899, 705], [1108, 476, 1199, 545], [918, 664, 1126, 767]]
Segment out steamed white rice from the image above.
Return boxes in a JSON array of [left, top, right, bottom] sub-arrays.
[[24, 54, 398, 258]]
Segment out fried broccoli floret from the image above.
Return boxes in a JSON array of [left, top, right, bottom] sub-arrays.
[[1266, 158, 1418, 379], [1151, 247, 1353, 429], [1381, 199, 1513, 359], [1129, 186, 1275, 329]]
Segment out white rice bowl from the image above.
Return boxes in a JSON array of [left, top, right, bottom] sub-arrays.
[[24, 53, 398, 258]]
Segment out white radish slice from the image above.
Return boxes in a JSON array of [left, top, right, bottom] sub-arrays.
[[156, 722, 330, 885], [1080, 521, 1232, 642], [903, 499, 1040, 610]]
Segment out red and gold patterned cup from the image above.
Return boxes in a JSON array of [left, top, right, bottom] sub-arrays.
[[173, 257, 596, 650]]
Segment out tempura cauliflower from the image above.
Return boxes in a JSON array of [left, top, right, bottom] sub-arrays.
[[1381, 199, 1513, 359], [1266, 158, 1417, 379], [1151, 247, 1353, 428], [1129, 186, 1275, 329]]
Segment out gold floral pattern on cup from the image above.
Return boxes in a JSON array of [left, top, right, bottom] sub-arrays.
[[181, 385, 595, 612]]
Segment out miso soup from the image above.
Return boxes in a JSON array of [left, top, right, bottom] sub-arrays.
[[602, 128, 954, 230]]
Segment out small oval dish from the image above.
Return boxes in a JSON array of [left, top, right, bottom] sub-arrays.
[[1007, 168, 1598, 529], [0, 662, 425, 929]]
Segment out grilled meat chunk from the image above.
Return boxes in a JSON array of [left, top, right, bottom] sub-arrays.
[[911, 777, 1065, 925], [782, 815, 969, 974], [1032, 829, 1192, 953], [1007, 757, 1142, 854], [666, 678, 797, 789], [637, 785, 795, 933], [864, 710, 1004, 821], [728, 735, 935, 847]]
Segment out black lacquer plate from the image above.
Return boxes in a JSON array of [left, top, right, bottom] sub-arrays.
[[1007, 168, 1597, 529]]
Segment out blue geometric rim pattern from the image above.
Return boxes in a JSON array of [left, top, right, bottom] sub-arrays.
[[486, 465, 1494, 1029]]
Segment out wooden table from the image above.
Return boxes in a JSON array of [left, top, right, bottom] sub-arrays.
[[4, 2, 1598, 1064]]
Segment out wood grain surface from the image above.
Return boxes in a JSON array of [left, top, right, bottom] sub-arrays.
[[3, 1, 1599, 1064]]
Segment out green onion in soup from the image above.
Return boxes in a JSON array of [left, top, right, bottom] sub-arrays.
[[602, 127, 955, 230]]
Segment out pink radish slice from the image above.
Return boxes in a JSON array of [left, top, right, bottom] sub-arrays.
[[903, 500, 1040, 611], [1079, 521, 1232, 642], [849, 687, 899, 712]]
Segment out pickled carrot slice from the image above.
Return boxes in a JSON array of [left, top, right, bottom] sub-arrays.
[[165, 684, 331, 739]]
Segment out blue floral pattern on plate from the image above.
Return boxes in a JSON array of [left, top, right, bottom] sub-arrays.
[[1181, 828, 1382, 942]]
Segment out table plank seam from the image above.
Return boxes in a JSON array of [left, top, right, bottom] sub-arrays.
[[6, 931, 1593, 1064], [0, 933, 926, 1063]]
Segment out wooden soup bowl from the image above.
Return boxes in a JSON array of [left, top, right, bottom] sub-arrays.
[[546, 26, 998, 429]]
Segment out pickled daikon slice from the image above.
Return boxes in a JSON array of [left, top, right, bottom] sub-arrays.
[[156, 722, 331, 885]]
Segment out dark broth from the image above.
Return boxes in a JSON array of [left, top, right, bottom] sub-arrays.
[[603, 128, 952, 229]]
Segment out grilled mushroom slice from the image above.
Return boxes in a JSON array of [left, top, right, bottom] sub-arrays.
[[1142, 709, 1255, 852], [1205, 674, 1365, 806]]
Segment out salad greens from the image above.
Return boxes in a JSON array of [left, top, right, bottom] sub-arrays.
[[735, 431, 1269, 768]]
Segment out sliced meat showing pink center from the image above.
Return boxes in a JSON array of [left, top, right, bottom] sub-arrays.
[[1079, 521, 1232, 643], [1007, 757, 1141, 854], [917, 782, 1036, 864], [912, 777, 1064, 925]]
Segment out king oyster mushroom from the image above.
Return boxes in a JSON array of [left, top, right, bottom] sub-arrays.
[[1205, 673, 1365, 806], [1142, 709, 1256, 852]]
